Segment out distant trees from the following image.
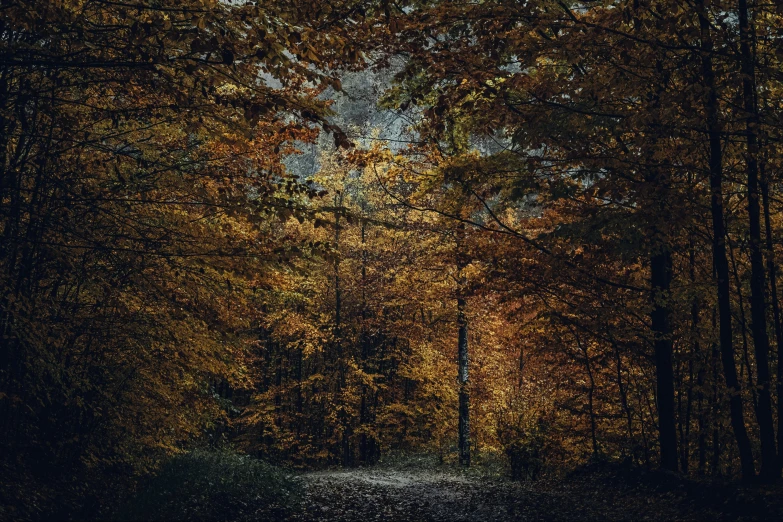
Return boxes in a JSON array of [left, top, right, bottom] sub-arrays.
[[368, 0, 783, 481], [238, 148, 519, 467]]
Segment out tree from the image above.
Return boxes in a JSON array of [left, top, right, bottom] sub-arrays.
[[0, 0, 362, 515]]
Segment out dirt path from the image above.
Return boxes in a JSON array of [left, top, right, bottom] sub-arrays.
[[285, 468, 553, 521], [274, 463, 783, 522]]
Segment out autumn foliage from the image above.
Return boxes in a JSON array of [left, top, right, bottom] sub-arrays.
[[4, 0, 783, 519]]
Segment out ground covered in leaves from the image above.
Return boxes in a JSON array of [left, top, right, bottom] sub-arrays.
[[283, 458, 783, 522], [109, 452, 783, 521]]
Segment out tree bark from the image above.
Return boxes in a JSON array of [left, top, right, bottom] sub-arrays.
[[761, 164, 783, 472], [728, 232, 760, 412], [456, 223, 470, 467], [643, 52, 677, 473], [691, 242, 708, 476], [697, 0, 756, 481], [738, 0, 778, 480], [457, 293, 470, 467], [651, 247, 678, 472]]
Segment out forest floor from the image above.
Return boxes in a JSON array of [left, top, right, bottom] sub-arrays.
[[281, 457, 783, 521]]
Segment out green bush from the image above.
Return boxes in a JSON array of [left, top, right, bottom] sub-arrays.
[[502, 418, 550, 481], [117, 449, 298, 522]]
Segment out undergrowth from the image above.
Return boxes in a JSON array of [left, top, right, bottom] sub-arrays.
[[116, 449, 298, 522]]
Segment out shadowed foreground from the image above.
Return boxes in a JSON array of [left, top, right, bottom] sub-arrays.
[[282, 464, 783, 522]]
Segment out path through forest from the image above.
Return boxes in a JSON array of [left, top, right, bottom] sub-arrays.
[[280, 463, 782, 522], [287, 467, 537, 521]]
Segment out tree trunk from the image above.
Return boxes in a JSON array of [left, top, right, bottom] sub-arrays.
[[644, 52, 677, 473], [334, 193, 343, 372], [358, 211, 374, 464], [456, 223, 470, 467], [697, 0, 756, 481], [651, 247, 678, 472], [738, 0, 778, 480], [728, 233, 759, 412], [682, 351, 694, 474], [333, 193, 352, 466], [457, 294, 470, 467], [761, 164, 783, 472], [574, 330, 599, 457], [685, 239, 701, 474], [697, 357, 708, 475]]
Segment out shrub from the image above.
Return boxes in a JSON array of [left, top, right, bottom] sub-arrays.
[[499, 417, 551, 481], [117, 449, 298, 522]]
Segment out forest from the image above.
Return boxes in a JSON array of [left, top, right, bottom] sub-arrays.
[[4, 0, 783, 520]]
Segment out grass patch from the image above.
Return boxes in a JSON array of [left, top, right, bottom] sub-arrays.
[[116, 449, 298, 522]]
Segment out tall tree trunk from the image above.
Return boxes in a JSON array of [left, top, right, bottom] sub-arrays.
[[576, 333, 599, 457], [697, 356, 708, 475], [682, 347, 694, 474], [334, 192, 343, 376], [358, 210, 371, 464], [728, 233, 759, 412], [333, 214, 342, 459], [738, 0, 778, 480], [685, 238, 701, 474], [697, 0, 755, 481], [645, 53, 677, 473], [651, 246, 678, 472], [333, 193, 352, 466], [761, 164, 783, 471], [457, 223, 470, 467], [455, 223, 470, 467], [457, 296, 470, 466], [711, 307, 722, 476]]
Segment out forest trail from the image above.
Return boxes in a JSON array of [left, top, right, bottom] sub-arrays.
[[280, 463, 781, 522], [286, 467, 553, 522]]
